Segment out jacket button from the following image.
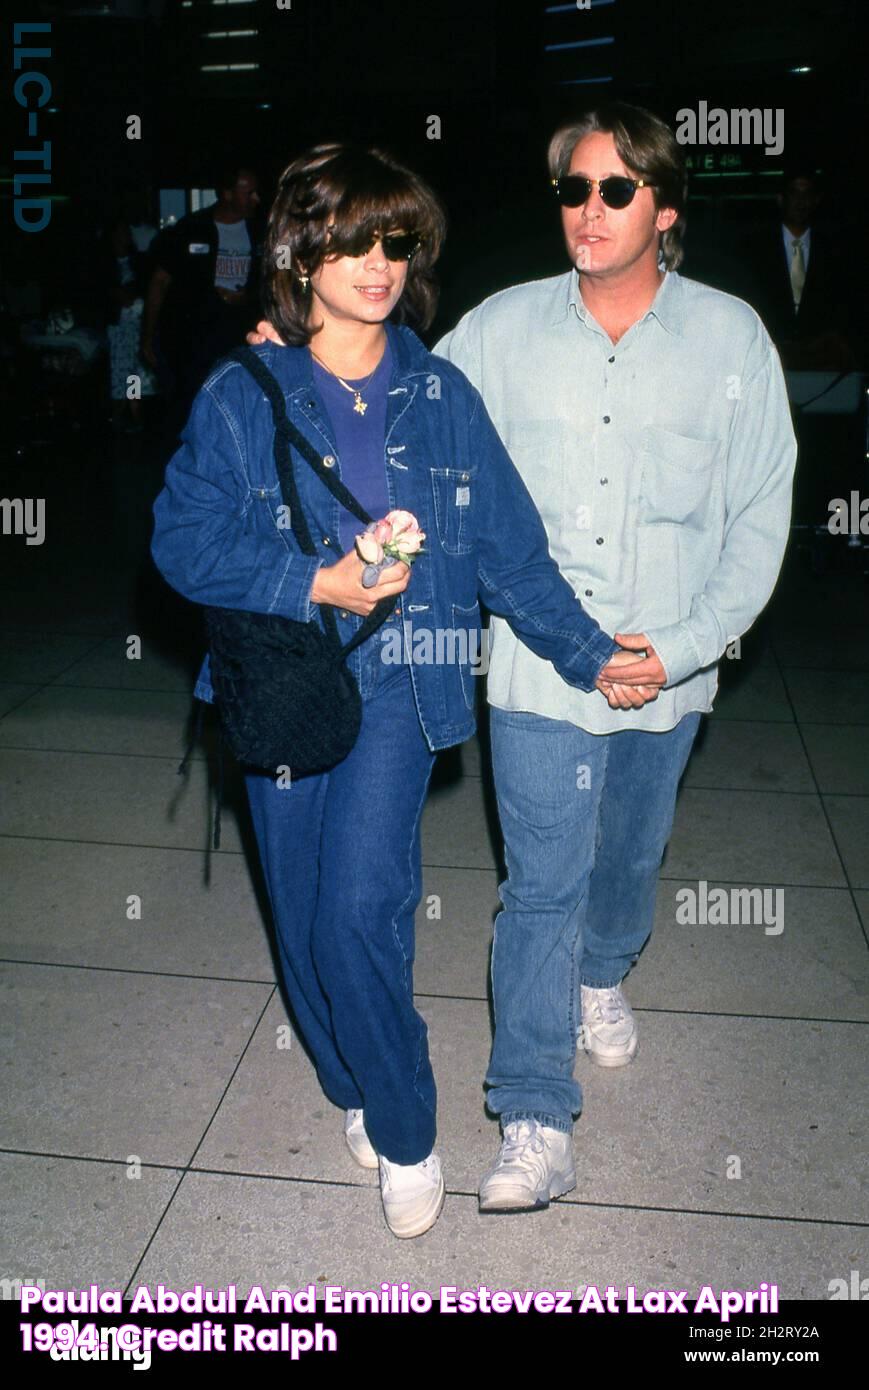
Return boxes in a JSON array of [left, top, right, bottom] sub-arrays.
[[603, 415, 611, 424], [323, 455, 335, 468], [394, 606, 400, 616], [600, 477, 609, 485], [339, 609, 348, 618], [596, 536, 604, 545], [461, 472, 469, 481], [323, 537, 331, 546], [585, 589, 593, 597]]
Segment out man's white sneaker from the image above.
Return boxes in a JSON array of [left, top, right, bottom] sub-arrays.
[[579, 984, 638, 1067], [478, 1120, 576, 1212], [344, 1109, 378, 1168], [378, 1152, 445, 1238]]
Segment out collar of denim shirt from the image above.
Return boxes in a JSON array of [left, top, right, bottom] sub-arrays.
[[562, 265, 686, 337], [255, 318, 434, 395]]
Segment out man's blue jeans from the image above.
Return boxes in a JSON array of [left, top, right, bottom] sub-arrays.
[[485, 707, 702, 1133], [243, 649, 437, 1166]]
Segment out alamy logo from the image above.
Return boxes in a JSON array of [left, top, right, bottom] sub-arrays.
[[1, 497, 45, 545], [675, 103, 784, 157], [676, 881, 784, 935], [381, 622, 491, 674]]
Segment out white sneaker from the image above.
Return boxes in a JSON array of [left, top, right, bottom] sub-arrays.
[[344, 1109, 378, 1168], [478, 1120, 576, 1212], [579, 984, 638, 1067], [378, 1152, 445, 1238]]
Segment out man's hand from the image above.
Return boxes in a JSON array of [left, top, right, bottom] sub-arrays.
[[599, 633, 667, 688], [311, 549, 411, 616], [247, 318, 286, 347], [596, 643, 662, 710]]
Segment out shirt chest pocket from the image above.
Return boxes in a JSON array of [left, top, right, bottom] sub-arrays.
[[430, 467, 475, 555], [639, 426, 720, 528]]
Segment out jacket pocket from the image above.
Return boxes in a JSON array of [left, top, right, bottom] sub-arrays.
[[639, 426, 719, 528], [430, 467, 475, 555]]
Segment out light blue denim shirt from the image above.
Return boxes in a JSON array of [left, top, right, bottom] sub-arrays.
[[434, 269, 797, 733]]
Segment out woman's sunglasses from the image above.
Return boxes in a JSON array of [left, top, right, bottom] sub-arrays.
[[550, 175, 656, 210], [325, 226, 422, 262]]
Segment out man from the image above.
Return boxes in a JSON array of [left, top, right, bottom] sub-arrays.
[[248, 104, 796, 1215], [142, 163, 262, 429], [746, 166, 855, 371], [431, 101, 796, 1212]]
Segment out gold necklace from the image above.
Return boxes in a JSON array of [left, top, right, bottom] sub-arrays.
[[310, 348, 383, 416]]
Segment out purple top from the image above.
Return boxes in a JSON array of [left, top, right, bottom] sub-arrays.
[[312, 340, 392, 554]]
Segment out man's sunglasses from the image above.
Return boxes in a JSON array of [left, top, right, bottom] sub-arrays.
[[550, 175, 656, 210], [325, 227, 422, 261]]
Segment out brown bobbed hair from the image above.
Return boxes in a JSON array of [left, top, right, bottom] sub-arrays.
[[547, 102, 688, 271], [263, 143, 448, 346]]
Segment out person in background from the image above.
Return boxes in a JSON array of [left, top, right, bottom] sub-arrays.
[[747, 167, 855, 371], [101, 216, 158, 434], [142, 164, 262, 431]]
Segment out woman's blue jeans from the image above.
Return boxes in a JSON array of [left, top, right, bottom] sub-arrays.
[[485, 706, 702, 1133], [243, 645, 437, 1165]]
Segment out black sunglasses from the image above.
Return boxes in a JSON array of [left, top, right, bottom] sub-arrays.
[[551, 175, 656, 210], [325, 226, 422, 262]]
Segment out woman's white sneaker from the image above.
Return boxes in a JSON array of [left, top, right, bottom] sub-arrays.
[[378, 1152, 445, 1238], [344, 1109, 378, 1168], [579, 984, 638, 1066], [479, 1120, 576, 1212]]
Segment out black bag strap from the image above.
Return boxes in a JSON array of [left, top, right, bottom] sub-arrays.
[[228, 344, 396, 659]]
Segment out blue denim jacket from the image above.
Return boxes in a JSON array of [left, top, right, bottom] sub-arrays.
[[150, 320, 618, 753]]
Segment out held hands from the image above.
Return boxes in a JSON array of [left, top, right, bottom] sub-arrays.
[[311, 548, 411, 616], [596, 633, 667, 710]]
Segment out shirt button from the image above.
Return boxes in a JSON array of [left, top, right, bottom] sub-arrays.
[[600, 477, 609, 486], [596, 537, 604, 545], [584, 589, 593, 597], [323, 455, 336, 468], [603, 415, 611, 424]]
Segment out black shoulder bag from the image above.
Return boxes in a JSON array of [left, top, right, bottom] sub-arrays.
[[196, 345, 396, 798]]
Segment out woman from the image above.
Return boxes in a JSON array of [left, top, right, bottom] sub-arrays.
[[151, 144, 646, 1239]]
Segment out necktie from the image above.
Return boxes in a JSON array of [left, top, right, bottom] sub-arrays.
[[790, 238, 806, 309]]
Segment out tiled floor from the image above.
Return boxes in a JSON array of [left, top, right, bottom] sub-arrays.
[[1, 437, 867, 1300]]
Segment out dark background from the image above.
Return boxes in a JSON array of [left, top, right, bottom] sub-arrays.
[[3, 0, 867, 343]]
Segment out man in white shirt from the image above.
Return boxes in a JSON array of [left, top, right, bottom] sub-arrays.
[[434, 102, 796, 1213]]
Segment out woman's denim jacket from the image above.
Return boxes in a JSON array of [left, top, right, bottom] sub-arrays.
[[150, 320, 618, 752]]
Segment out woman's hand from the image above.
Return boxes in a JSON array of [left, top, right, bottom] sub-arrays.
[[311, 549, 411, 615], [246, 319, 285, 347]]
